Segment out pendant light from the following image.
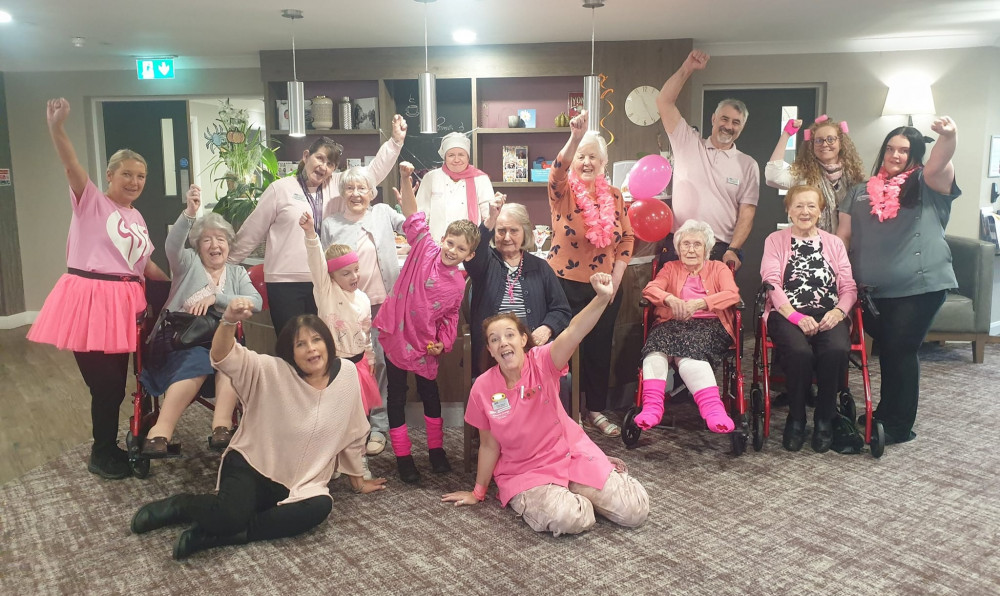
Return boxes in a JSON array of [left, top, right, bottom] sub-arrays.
[[416, 0, 437, 134], [582, 1, 605, 133], [282, 9, 306, 138]]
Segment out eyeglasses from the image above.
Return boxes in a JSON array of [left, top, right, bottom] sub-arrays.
[[813, 135, 840, 146]]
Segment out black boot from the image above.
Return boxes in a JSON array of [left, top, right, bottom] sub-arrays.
[[428, 448, 452, 474], [88, 444, 131, 480], [173, 525, 248, 560], [396, 455, 421, 484], [782, 417, 806, 452], [811, 418, 833, 453], [131, 494, 193, 534]]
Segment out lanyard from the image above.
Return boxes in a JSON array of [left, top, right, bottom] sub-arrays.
[[505, 255, 524, 302], [297, 173, 324, 235]]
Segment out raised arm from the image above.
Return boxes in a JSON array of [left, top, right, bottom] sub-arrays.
[[393, 161, 418, 218], [549, 273, 613, 369], [923, 116, 957, 194], [211, 298, 255, 363], [47, 98, 88, 201], [657, 50, 708, 135], [554, 110, 589, 174]]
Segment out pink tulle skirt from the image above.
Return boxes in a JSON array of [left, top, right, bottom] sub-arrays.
[[354, 359, 382, 416], [27, 274, 146, 353]]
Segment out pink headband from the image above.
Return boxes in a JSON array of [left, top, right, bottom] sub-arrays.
[[803, 114, 849, 140], [327, 252, 359, 273]]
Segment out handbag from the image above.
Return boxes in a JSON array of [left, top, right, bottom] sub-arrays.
[[162, 310, 221, 350]]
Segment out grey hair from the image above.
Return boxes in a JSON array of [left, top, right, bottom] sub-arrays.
[[578, 131, 609, 163], [107, 149, 147, 175], [493, 202, 536, 252], [338, 166, 377, 201], [714, 98, 749, 123], [672, 219, 716, 256], [188, 212, 236, 249]]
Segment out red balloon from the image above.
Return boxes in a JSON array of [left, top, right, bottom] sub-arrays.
[[248, 264, 268, 311], [628, 199, 674, 243], [628, 154, 673, 200]]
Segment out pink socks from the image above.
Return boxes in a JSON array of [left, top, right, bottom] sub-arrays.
[[388, 425, 412, 457], [424, 416, 444, 450], [692, 387, 734, 433], [634, 379, 667, 430]]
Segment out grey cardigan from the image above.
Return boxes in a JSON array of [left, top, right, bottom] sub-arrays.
[[321, 203, 406, 303], [163, 213, 262, 314]]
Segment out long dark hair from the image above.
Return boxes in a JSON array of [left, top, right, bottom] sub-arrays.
[[872, 126, 933, 208], [478, 312, 536, 372], [276, 315, 338, 378], [295, 137, 344, 177]]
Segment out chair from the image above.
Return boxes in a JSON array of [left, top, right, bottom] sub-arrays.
[[925, 236, 997, 363]]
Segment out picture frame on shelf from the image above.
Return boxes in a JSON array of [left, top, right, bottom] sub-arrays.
[[517, 109, 537, 129], [277, 161, 298, 177], [275, 100, 290, 131], [503, 145, 528, 183], [353, 97, 379, 130], [568, 92, 584, 118]]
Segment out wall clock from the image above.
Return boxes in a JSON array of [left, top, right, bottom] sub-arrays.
[[625, 85, 660, 127]]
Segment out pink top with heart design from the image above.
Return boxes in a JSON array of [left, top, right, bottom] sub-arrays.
[[67, 179, 153, 275]]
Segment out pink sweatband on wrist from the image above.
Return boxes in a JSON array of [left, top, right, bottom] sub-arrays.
[[473, 483, 487, 501], [787, 311, 806, 325], [327, 252, 359, 273], [783, 119, 800, 136]]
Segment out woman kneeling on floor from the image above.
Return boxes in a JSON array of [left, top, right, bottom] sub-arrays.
[[442, 273, 649, 536], [131, 300, 386, 560]]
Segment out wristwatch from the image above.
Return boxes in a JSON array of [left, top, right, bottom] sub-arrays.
[[726, 246, 744, 260]]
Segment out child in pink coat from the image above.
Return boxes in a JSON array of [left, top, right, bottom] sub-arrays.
[[373, 162, 481, 484]]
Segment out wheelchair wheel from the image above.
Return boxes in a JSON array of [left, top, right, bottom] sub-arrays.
[[870, 421, 886, 459], [750, 387, 766, 451], [621, 406, 642, 449], [838, 390, 857, 423]]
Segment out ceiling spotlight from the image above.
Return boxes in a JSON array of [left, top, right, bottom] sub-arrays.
[[452, 29, 476, 44], [582, 0, 605, 7], [71, 37, 86, 48], [0, 10, 13, 24]]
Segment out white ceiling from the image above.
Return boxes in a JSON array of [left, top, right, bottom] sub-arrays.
[[0, 0, 998, 72]]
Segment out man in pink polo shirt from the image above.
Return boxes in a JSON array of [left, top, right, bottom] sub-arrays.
[[656, 50, 759, 271]]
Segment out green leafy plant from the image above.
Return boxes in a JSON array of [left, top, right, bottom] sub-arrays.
[[204, 99, 280, 229]]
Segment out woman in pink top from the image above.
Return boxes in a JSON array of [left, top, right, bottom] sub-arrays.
[[228, 115, 406, 338], [629, 219, 740, 438], [442, 273, 648, 536], [130, 299, 386, 560], [27, 98, 169, 480]]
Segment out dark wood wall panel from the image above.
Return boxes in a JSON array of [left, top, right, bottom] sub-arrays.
[[0, 72, 26, 315]]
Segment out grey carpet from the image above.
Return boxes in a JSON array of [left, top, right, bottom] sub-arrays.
[[2, 343, 999, 595]]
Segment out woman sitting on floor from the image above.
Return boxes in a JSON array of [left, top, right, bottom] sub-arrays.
[[131, 302, 386, 560]]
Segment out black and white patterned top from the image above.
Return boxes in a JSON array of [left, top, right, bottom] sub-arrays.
[[497, 260, 528, 321], [783, 236, 837, 311]]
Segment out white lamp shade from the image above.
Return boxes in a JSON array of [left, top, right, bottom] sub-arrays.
[[288, 81, 306, 137], [583, 75, 600, 133], [419, 72, 437, 134], [882, 83, 935, 118]]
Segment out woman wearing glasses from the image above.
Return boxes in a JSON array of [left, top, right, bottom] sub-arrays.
[[765, 116, 865, 234]]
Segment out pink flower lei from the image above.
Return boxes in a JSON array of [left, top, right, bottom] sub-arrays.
[[567, 171, 616, 248], [866, 166, 918, 222]]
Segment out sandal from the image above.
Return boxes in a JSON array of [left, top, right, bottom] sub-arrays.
[[583, 413, 621, 438], [141, 436, 182, 458], [208, 426, 233, 452], [366, 431, 387, 456]]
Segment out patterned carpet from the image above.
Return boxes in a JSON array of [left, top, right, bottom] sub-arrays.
[[2, 343, 999, 595]]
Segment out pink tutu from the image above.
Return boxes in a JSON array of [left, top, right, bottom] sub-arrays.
[[27, 274, 146, 353], [354, 359, 382, 416]]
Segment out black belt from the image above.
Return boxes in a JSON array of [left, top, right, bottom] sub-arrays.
[[68, 268, 142, 283], [347, 352, 365, 364]]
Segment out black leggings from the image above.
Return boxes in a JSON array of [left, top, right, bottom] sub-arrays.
[[265, 282, 318, 339], [767, 313, 850, 424], [73, 351, 130, 453], [558, 277, 624, 413], [385, 355, 441, 429], [863, 290, 946, 439], [176, 451, 332, 541]]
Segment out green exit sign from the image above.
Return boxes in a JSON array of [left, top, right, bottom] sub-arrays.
[[136, 58, 174, 80]]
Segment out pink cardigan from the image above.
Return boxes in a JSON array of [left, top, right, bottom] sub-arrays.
[[759, 227, 856, 319], [641, 259, 740, 342]]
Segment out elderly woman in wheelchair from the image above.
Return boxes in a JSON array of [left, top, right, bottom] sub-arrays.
[[631, 220, 740, 434], [760, 184, 856, 453]]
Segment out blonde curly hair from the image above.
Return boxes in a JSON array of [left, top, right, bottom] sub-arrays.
[[789, 119, 865, 187]]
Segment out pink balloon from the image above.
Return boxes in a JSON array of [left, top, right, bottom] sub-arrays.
[[629, 155, 673, 200], [628, 199, 674, 243]]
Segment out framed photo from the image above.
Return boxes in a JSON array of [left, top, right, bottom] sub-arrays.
[[988, 135, 1000, 178]]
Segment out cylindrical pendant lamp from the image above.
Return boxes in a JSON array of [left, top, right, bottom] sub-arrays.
[[583, 74, 600, 133], [288, 81, 306, 137], [419, 72, 438, 134]]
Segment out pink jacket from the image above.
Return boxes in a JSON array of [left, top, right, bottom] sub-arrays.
[[642, 259, 740, 342], [759, 227, 856, 319]]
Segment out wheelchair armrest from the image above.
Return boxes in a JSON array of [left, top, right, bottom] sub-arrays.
[[857, 284, 879, 318], [639, 297, 650, 308]]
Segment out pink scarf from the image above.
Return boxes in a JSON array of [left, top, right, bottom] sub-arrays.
[[441, 165, 486, 223], [866, 166, 918, 222]]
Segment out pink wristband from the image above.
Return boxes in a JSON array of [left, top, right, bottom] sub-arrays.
[[473, 483, 487, 501], [787, 311, 806, 325], [783, 119, 800, 136]]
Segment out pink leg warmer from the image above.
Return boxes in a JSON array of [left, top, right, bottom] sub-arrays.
[[424, 416, 444, 450], [692, 387, 734, 433], [388, 425, 412, 457], [633, 379, 667, 430]]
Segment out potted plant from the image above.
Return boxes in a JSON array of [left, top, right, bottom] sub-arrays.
[[204, 99, 280, 229]]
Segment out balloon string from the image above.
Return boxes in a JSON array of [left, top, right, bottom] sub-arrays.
[[598, 73, 614, 146]]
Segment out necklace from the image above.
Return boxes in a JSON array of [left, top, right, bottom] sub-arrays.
[[567, 172, 616, 248], [866, 166, 917, 222], [505, 255, 524, 302]]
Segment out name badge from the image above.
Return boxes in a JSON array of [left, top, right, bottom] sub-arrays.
[[292, 193, 308, 202], [491, 392, 511, 414], [726, 177, 740, 185]]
